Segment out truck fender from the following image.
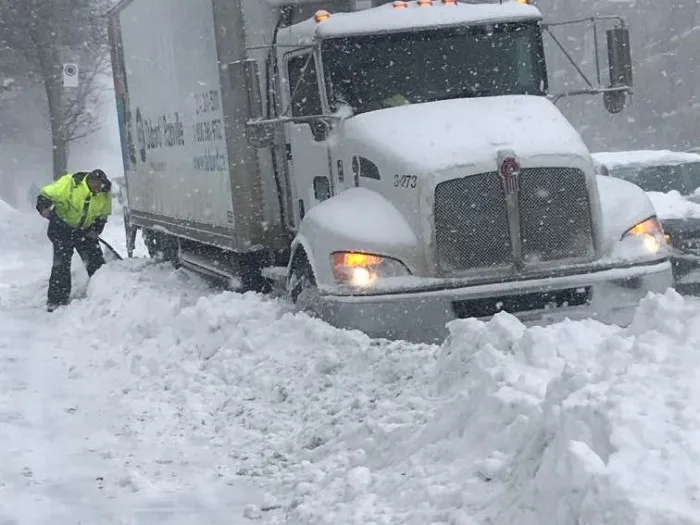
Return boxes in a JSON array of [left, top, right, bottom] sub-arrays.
[[288, 235, 320, 285], [288, 188, 419, 288], [597, 175, 659, 253]]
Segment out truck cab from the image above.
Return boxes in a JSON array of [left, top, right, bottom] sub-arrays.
[[109, 0, 674, 343], [247, 1, 673, 340]]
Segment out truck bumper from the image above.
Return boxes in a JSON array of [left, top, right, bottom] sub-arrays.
[[671, 253, 700, 295], [317, 260, 674, 344]]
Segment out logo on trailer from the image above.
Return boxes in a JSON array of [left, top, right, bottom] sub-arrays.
[[498, 153, 520, 196], [136, 108, 146, 162]]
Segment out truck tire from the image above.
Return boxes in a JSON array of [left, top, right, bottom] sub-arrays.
[[142, 229, 159, 259], [234, 251, 271, 294], [142, 229, 179, 267], [287, 251, 319, 311]]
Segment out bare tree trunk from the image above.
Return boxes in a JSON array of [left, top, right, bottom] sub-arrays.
[[41, 50, 68, 179], [47, 82, 69, 178], [52, 141, 68, 178]]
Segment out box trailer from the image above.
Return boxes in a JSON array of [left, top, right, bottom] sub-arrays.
[[108, 0, 673, 342]]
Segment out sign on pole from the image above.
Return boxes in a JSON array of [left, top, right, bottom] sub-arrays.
[[62, 63, 79, 88]]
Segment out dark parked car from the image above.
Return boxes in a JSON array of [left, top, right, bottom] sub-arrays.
[[593, 150, 700, 294]]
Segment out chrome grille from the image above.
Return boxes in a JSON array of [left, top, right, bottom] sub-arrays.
[[434, 172, 512, 272], [518, 168, 594, 263], [434, 167, 595, 273]]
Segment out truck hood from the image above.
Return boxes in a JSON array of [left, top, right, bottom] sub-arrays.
[[341, 95, 591, 173], [647, 191, 700, 221]]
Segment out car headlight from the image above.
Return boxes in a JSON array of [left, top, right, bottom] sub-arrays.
[[331, 251, 411, 287], [621, 216, 668, 254]]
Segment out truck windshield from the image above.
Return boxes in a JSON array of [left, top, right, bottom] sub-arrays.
[[321, 21, 547, 115]]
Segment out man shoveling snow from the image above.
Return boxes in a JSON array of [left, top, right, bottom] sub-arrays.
[[35, 170, 113, 312]]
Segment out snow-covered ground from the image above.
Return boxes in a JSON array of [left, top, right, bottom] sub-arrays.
[[3, 200, 700, 524]]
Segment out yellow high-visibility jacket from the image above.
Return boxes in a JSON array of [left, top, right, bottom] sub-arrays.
[[38, 172, 112, 230]]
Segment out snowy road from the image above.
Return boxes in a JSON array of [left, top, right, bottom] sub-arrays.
[[3, 201, 700, 524]]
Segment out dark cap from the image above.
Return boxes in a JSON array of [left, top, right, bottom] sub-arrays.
[[87, 169, 111, 192]]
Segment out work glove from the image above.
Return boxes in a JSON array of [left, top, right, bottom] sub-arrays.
[[40, 205, 54, 219]]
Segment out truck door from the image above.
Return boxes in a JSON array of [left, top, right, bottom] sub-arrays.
[[282, 51, 333, 225]]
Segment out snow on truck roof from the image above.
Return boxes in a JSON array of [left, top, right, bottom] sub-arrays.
[[592, 149, 700, 169], [289, 1, 541, 40]]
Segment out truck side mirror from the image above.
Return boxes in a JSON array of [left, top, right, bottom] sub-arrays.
[[309, 120, 329, 142], [604, 26, 633, 114]]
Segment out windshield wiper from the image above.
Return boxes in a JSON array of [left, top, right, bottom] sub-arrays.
[[437, 87, 494, 101]]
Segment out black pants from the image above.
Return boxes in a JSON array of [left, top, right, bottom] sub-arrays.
[[47, 218, 105, 306]]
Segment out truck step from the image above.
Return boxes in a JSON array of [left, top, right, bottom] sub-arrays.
[[179, 250, 237, 282]]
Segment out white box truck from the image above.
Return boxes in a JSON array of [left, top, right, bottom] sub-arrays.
[[108, 0, 673, 342]]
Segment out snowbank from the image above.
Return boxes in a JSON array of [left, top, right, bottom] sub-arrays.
[[648, 190, 700, 219], [28, 262, 700, 525], [0, 195, 14, 216], [273, 291, 700, 525], [0, 196, 46, 247], [4, 205, 700, 524]]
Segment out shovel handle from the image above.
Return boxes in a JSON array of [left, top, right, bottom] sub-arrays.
[[97, 237, 124, 260]]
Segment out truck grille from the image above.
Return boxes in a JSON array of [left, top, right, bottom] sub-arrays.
[[518, 168, 594, 263], [434, 168, 594, 273], [434, 172, 513, 272]]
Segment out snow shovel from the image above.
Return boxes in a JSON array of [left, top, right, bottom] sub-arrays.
[[98, 237, 124, 261]]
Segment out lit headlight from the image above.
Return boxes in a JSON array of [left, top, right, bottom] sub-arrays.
[[621, 216, 668, 254], [331, 252, 411, 287]]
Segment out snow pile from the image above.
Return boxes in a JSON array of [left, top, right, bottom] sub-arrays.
[[454, 296, 700, 525], [2, 258, 438, 522], [5, 207, 700, 523], [278, 292, 700, 525], [0, 196, 45, 247], [648, 190, 700, 219], [522, 291, 700, 525], [0, 195, 14, 216]]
